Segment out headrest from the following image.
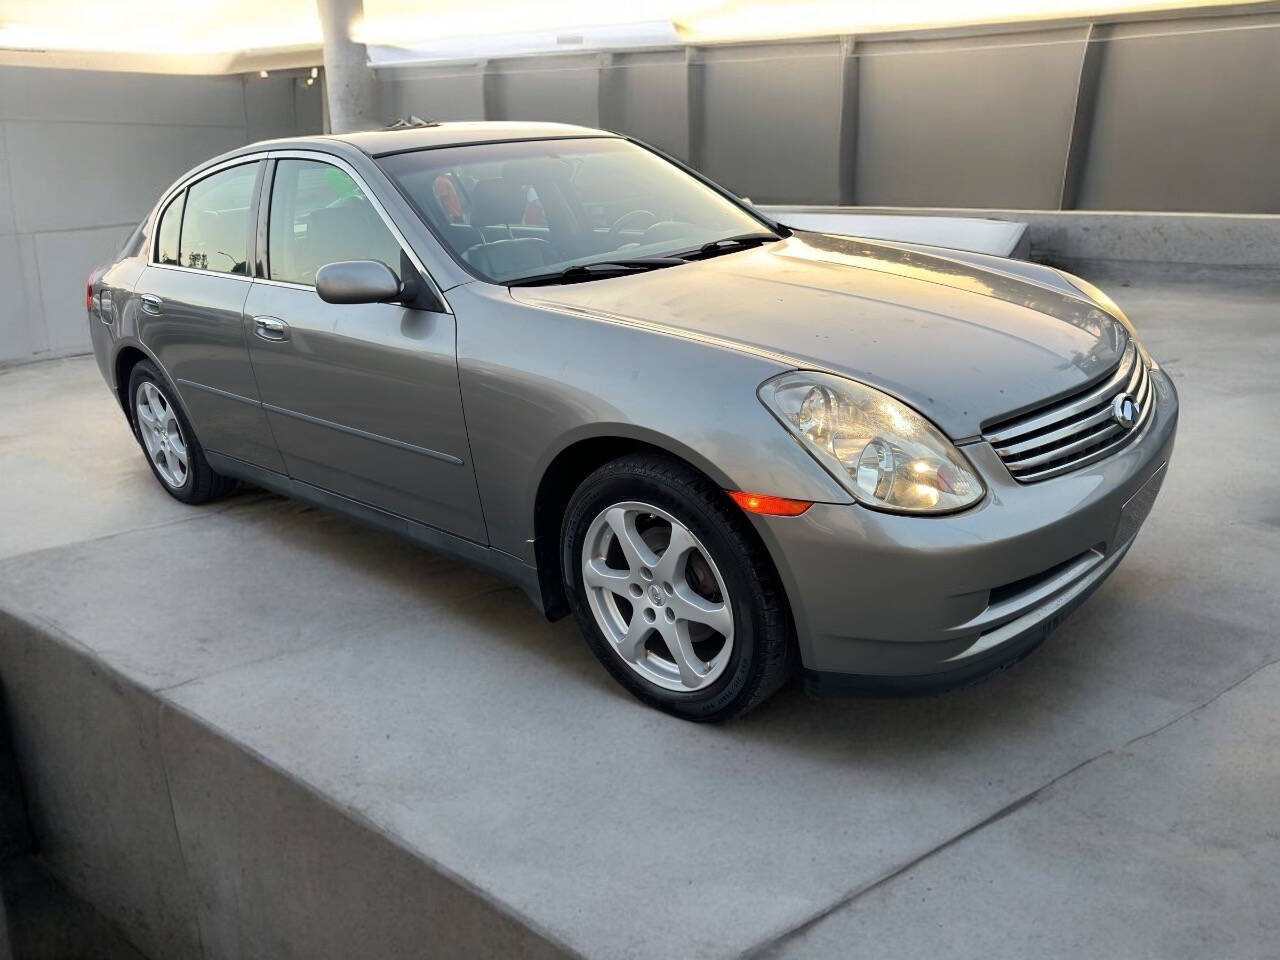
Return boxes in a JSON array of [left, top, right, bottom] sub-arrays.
[[470, 179, 526, 228]]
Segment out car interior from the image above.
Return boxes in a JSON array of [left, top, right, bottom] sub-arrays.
[[385, 144, 743, 283]]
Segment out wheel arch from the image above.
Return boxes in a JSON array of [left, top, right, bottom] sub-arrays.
[[112, 340, 190, 431], [113, 343, 153, 416], [530, 427, 759, 622]]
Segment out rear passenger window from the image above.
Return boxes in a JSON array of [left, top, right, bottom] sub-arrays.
[[179, 162, 259, 275], [155, 194, 183, 265], [268, 159, 403, 286]]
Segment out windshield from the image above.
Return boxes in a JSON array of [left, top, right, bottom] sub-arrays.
[[377, 137, 775, 284]]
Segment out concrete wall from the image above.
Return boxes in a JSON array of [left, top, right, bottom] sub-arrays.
[[376, 6, 1280, 212], [0, 66, 322, 366], [0, 608, 570, 960]]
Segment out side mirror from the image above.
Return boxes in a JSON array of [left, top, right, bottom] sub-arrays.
[[315, 260, 402, 305]]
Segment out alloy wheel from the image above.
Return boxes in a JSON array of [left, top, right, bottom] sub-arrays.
[[581, 501, 734, 692], [134, 381, 188, 489]]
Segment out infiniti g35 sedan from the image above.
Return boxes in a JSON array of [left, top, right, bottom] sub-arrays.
[[87, 121, 1177, 721]]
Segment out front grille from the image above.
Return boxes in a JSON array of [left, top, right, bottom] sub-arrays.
[[985, 340, 1154, 483]]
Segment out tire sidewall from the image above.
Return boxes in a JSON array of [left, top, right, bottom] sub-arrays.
[[563, 464, 766, 720]]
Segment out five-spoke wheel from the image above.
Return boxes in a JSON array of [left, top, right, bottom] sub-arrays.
[[583, 501, 734, 692], [564, 454, 795, 721], [135, 380, 189, 489]]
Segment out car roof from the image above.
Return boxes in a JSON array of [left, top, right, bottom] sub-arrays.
[[251, 121, 618, 159]]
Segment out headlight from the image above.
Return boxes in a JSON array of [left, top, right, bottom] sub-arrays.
[[1057, 270, 1155, 369], [759, 371, 984, 514]]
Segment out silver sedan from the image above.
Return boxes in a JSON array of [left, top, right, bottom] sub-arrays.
[[87, 122, 1177, 721]]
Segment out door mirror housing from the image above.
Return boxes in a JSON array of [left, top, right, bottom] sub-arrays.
[[315, 260, 403, 305]]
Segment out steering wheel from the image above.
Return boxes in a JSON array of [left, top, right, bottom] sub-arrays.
[[607, 209, 658, 243]]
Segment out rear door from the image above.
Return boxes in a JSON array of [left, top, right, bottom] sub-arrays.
[[135, 159, 284, 472], [243, 153, 485, 542]]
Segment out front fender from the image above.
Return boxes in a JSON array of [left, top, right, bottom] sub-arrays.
[[453, 282, 851, 565]]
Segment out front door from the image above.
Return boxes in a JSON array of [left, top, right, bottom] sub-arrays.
[[244, 155, 485, 543]]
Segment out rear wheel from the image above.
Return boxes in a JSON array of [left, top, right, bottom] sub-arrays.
[[562, 455, 795, 721], [127, 360, 236, 504]]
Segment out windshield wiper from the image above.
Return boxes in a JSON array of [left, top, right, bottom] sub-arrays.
[[680, 232, 782, 261], [507, 257, 686, 287]]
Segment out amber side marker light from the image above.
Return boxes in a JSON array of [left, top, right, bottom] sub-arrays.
[[728, 491, 813, 516]]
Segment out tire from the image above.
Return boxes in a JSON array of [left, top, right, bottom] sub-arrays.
[[562, 454, 795, 721], [127, 360, 237, 505]]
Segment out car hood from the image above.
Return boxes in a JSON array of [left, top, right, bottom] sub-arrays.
[[511, 231, 1128, 440]]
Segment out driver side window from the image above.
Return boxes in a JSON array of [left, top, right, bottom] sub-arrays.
[[268, 159, 404, 287]]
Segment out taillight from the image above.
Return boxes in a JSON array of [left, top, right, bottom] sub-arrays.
[[86, 274, 94, 313]]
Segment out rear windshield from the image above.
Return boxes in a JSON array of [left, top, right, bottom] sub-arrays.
[[377, 137, 770, 284]]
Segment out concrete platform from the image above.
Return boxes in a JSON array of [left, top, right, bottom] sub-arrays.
[[1, 271, 1277, 959]]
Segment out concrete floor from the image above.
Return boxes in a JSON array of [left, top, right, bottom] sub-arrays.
[[0, 272, 1277, 959]]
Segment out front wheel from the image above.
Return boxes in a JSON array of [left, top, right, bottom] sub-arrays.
[[562, 455, 795, 721]]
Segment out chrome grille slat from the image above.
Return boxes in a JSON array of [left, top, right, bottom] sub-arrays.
[[993, 404, 1115, 457], [1011, 398, 1154, 482], [1133, 364, 1152, 408], [1003, 421, 1124, 471], [984, 339, 1155, 483], [984, 342, 1138, 445], [1124, 351, 1144, 394]]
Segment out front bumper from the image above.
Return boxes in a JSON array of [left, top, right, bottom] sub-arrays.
[[755, 366, 1179, 691]]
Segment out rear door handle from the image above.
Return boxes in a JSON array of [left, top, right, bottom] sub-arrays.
[[253, 316, 290, 342], [139, 294, 162, 315]]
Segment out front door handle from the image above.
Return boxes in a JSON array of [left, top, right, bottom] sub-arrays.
[[253, 316, 290, 342], [139, 294, 162, 315]]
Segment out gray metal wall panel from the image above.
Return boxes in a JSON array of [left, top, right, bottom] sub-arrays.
[[13, 237, 47, 361], [245, 74, 323, 143], [1, 66, 321, 365], [489, 56, 600, 126], [695, 42, 844, 202], [0, 237, 36, 362], [0, 124, 14, 237], [4, 120, 246, 234], [0, 66, 246, 127], [370, 10, 1279, 215], [854, 29, 1085, 208], [1078, 21, 1280, 213], [294, 78, 326, 135], [35, 225, 136, 354], [600, 50, 690, 160], [381, 65, 487, 121]]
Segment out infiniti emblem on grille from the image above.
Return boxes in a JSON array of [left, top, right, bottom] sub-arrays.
[[1112, 392, 1138, 429]]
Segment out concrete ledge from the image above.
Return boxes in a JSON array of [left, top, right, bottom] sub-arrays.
[[760, 208, 1029, 258], [0, 607, 573, 960], [768, 205, 1280, 273]]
